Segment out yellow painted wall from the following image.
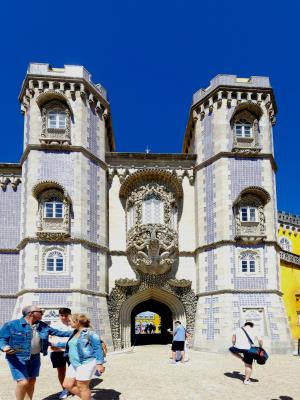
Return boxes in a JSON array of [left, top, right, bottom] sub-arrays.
[[279, 227, 300, 340]]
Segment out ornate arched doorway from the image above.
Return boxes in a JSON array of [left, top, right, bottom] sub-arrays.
[[131, 299, 172, 345], [108, 278, 196, 349]]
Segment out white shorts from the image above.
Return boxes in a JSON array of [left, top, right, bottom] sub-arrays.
[[66, 359, 97, 381]]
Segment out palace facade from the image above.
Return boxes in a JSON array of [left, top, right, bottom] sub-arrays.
[[0, 63, 294, 353]]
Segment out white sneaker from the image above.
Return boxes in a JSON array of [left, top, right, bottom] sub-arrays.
[[243, 379, 251, 385], [169, 360, 176, 364]]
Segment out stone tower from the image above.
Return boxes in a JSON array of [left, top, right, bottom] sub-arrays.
[[15, 63, 114, 346], [183, 75, 291, 352]]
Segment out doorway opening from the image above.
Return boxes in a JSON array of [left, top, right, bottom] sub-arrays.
[[131, 299, 173, 346]]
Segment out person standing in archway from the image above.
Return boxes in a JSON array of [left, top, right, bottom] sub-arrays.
[[168, 321, 186, 364]]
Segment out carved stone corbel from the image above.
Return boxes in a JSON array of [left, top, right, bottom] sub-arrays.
[[10, 177, 21, 191], [0, 177, 10, 191]]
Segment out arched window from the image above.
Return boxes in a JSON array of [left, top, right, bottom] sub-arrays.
[[44, 197, 64, 218], [142, 195, 164, 224], [279, 237, 292, 252], [234, 187, 270, 241], [231, 107, 261, 152], [48, 110, 66, 129], [34, 184, 71, 240], [240, 251, 257, 273], [234, 119, 252, 138], [46, 250, 64, 272], [41, 100, 71, 145]]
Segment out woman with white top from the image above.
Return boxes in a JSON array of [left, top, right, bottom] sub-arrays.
[[62, 314, 105, 400]]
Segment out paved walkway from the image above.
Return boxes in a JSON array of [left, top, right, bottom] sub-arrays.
[[0, 345, 299, 400]]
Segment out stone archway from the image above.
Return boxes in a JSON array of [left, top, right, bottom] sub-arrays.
[[131, 299, 173, 346], [108, 272, 197, 349]]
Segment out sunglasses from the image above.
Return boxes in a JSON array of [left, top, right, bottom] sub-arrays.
[[32, 310, 44, 315]]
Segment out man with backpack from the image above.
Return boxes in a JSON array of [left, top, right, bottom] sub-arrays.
[[229, 321, 263, 385]]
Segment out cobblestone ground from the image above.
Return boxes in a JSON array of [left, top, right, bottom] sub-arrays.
[[0, 345, 299, 400]]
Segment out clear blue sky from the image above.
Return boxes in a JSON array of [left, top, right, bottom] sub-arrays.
[[0, 1, 299, 214]]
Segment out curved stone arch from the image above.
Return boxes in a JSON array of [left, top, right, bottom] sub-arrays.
[[32, 180, 72, 203], [233, 186, 271, 206], [108, 273, 197, 350], [230, 102, 263, 123], [119, 169, 183, 200], [120, 288, 186, 348], [36, 90, 73, 116]]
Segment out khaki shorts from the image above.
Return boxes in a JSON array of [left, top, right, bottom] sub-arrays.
[[66, 358, 96, 381]]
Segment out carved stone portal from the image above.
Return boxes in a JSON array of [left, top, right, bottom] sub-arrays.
[[127, 224, 178, 274], [108, 272, 197, 350]]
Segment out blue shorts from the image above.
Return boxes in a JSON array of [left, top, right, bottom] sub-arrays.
[[6, 354, 41, 381]]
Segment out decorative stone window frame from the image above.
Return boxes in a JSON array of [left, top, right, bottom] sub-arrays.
[[120, 170, 182, 275], [279, 236, 292, 252], [126, 183, 178, 231], [41, 100, 71, 145], [40, 246, 68, 275], [236, 248, 263, 277], [33, 181, 72, 242], [234, 187, 270, 243], [231, 105, 262, 153]]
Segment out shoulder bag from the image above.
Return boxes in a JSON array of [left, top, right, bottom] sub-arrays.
[[241, 327, 269, 365]]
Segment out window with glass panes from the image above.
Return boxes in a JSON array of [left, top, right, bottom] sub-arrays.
[[142, 195, 163, 224], [46, 251, 64, 272], [235, 119, 252, 138], [241, 254, 256, 273], [48, 110, 66, 129], [240, 206, 257, 222], [44, 198, 63, 218]]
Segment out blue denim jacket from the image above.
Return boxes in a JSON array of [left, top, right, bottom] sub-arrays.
[[64, 328, 104, 365], [0, 317, 72, 361]]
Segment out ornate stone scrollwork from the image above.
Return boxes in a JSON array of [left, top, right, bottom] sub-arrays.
[[127, 224, 178, 274], [168, 279, 192, 288], [115, 279, 140, 287], [124, 181, 179, 274]]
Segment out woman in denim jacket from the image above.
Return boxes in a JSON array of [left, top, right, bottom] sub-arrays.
[[58, 314, 105, 400]]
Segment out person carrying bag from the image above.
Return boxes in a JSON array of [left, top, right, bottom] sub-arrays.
[[242, 327, 269, 365], [229, 321, 265, 385]]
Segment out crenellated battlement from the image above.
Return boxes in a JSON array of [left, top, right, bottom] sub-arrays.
[[19, 63, 109, 115]]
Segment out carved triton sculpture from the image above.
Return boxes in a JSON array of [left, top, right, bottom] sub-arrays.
[[127, 223, 178, 274]]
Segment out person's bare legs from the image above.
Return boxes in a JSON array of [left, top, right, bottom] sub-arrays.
[[57, 366, 66, 387], [172, 351, 176, 361], [244, 363, 252, 381], [15, 378, 36, 400], [77, 380, 91, 400], [63, 378, 81, 397]]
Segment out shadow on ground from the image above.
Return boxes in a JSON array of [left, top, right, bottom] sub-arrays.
[[91, 388, 121, 399], [224, 371, 259, 382], [271, 397, 294, 400], [41, 378, 121, 400]]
